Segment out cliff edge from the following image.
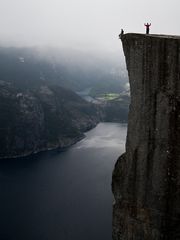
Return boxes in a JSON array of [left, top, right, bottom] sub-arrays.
[[112, 33, 180, 239]]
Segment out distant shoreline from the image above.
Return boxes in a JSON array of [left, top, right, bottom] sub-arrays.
[[0, 134, 85, 160]]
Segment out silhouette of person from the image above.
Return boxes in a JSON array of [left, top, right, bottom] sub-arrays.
[[144, 23, 151, 34], [119, 29, 124, 39]]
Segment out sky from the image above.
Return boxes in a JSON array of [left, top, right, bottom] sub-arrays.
[[0, 0, 179, 54]]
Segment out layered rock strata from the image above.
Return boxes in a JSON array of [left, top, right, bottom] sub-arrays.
[[112, 34, 180, 239]]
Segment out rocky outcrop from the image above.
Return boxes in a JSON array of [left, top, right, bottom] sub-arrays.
[[0, 82, 99, 158], [112, 34, 180, 239]]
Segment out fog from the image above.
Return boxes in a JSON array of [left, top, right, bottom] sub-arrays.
[[0, 0, 179, 55]]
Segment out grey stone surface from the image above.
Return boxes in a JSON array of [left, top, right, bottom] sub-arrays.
[[112, 34, 180, 239]]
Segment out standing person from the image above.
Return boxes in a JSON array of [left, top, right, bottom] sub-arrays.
[[144, 23, 151, 34]]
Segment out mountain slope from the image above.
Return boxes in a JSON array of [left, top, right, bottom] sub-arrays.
[[0, 46, 127, 93], [0, 82, 99, 158]]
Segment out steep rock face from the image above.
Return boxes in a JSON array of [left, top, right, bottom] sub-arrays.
[[112, 34, 180, 239]]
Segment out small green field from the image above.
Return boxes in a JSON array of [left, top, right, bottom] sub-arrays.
[[96, 93, 120, 101]]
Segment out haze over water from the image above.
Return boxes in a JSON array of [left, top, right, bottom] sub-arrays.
[[0, 123, 127, 240]]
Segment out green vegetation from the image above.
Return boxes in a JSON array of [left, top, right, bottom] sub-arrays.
[[89, 80, 123, 97], [96, 93, 120, 101]]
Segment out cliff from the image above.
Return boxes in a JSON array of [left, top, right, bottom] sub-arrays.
[[0, 82, 99, 159], [112, 34, 180, 239]]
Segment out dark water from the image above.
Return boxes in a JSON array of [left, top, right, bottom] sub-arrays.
[[0, 123, 127, 240]]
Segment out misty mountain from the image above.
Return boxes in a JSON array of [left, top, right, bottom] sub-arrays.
[[0, 81, 99, 158], [0, 46, 128, 93], [0, 45, 129, 158]]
